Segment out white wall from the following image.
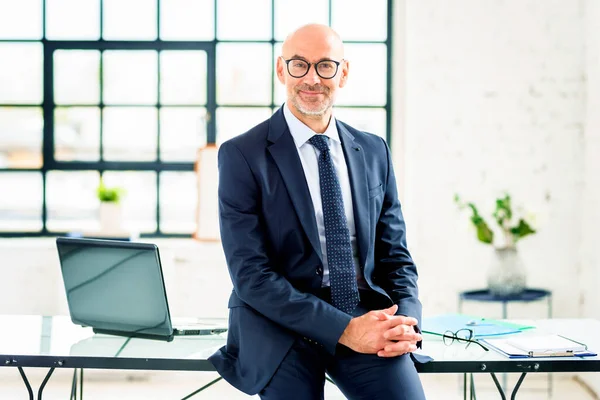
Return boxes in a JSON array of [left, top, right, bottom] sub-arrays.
[[578, 0, 600, 394], [0, 239, 232, 319], [399, 0, 587, 319], [581, 0, 600, 321]]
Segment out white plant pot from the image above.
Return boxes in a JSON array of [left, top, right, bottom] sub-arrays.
[[99, 202, 123, 232], [487, 247, 527, 296]]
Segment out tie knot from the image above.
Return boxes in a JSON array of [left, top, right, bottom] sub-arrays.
[[308, 134, 330, 153]]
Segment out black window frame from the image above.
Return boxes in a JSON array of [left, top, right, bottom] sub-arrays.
[[0, 0, 394, 238]]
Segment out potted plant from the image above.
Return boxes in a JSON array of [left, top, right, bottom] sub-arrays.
[[455, 194, 536, 296], [97, 179, 125, 231]]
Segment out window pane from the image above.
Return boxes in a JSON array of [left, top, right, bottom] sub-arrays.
[[332, 0, 387, 41], [0, 43, 43, 104], [0, 0, 42, 39], [337, 44, 387, 106], [102, 0, 157, 40], [54, 50, 100, 105], [217, 44, 271, 105], [160, 51, 207, 105], [55, 107, 100, 161], [216, 107, 271, 144], [274, 0, 328, 41], [46, 0, 100, 40], [160, 0, 214, 40], [46, 171, 100, 232], [0, 172, 42, 232], [0, 107, 42, 168], [159, 172, 197, 233], [160, 107, 207, 161], [102, 171, 157, 233], [334, 107, 386, 140], [103, 51, 158, 105], [217, 0, 270, 40], [103, 107, 157, 161]]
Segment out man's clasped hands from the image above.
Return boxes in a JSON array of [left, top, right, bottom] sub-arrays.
[[339, 305, 422, 358]]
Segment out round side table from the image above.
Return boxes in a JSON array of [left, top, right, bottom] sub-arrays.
[[458, 288, 552, 319]]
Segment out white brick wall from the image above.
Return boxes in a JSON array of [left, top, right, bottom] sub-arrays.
[[581, 0, 600, 321], [579, 0, 600, 393], [401, 0, 587, 319]]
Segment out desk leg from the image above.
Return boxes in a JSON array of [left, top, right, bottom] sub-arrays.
[[70, 369, 77, 400], [17, 367, 34, 400], [37, 367, 55, 400], [548, 294, 553, 398], [462, 373, 477, 400], [17, 367, 55, 400], [490, 372, 527, 400], [180, 377, 223, 400], [80, 369, 84, 400], [470, 373, 477, 400], [70, 368, 84, 400]]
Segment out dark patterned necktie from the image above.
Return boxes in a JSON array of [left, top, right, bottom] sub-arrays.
[[308, 134, 359, 313]]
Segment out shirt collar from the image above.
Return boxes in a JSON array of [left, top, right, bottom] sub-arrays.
[[283, 103, 340, 149]]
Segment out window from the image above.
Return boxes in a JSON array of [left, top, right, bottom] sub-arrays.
[[0, 0, 393, 236]]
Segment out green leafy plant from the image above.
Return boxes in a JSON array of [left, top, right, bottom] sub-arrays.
[[97, 179, 125, 204], [455, 193, 536, 248]]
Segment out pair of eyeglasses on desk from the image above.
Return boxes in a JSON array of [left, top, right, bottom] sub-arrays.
[[442, 328, 489, 351]]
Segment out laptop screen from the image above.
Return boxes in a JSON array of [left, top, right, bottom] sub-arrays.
[[56, 238, 174, 338]]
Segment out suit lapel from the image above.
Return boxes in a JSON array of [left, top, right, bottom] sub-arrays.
[[337, 122, 370, 270], [267, 109, 323, 261]]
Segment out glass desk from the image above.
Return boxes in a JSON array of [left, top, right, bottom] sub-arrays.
[[458, 288, 553, 397], [2, 316, 600, 400]]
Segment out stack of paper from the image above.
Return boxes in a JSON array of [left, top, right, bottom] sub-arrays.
[[481, 334, 596, 358], [508, 335, 586, 353]]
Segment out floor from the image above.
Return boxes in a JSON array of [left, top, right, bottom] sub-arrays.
[[0, 368, 597, 399]]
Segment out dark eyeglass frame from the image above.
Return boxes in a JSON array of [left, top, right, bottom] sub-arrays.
[[281, 57, 343, 79], [442, 328, 489, 351]]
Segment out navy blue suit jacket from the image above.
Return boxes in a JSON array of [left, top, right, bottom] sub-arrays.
[[209, 107, 422, 395]]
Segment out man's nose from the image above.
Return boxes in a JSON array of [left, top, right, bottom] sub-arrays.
[[302, 65, 321, 85]]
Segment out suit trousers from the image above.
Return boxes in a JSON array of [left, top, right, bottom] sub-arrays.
[[258, 289, 426, 400]]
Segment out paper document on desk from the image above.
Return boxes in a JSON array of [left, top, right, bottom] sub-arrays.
[[422, 314, 531, 337], [481, 334, 597, 358]]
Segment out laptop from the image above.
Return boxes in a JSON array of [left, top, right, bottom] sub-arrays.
[[56, 237, 227, 341]]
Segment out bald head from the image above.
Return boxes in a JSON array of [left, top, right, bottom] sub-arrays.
[[277, 24, 349, 130], [282, 24, 345, 60]]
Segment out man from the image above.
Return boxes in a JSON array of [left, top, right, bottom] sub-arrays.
[[209, 24, 427, 399]]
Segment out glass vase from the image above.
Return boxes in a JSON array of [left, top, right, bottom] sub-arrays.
[[487, 247, 527, 297]]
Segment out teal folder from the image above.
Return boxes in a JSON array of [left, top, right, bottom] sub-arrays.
[[422, 314, 529, 338]]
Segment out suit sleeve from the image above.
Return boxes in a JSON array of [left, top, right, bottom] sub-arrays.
[[374, 138, 423, 329], [217, 141, 352, 355]]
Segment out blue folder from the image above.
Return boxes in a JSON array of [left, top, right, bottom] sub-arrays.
[[422, 314, 524, 338]]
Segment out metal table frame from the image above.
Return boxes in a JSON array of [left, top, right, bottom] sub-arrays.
[[5, 314, 600, 400], [5, 346, 600, 399], [458, 288, 553, 399]]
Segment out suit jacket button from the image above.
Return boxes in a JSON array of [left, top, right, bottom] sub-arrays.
[[316, 267, 323, 275]]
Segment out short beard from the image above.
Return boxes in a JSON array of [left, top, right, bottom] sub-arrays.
[[290, 85, 332, 117]]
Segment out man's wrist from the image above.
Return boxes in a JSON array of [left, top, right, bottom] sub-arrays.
[[338, 317, 355, 345]]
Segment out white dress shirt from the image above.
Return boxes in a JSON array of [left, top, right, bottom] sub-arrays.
[[283, 104, 367, 290]]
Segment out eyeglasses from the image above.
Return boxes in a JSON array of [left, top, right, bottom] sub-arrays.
[[281, 57, 343, 79], [442, 329, 489, 351]]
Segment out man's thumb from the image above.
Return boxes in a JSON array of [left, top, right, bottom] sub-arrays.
[[384, 304, 398, 315]]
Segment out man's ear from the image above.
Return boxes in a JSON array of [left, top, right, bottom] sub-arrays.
[[338, 59, 349, 88], [276, 57, 286, 85]]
